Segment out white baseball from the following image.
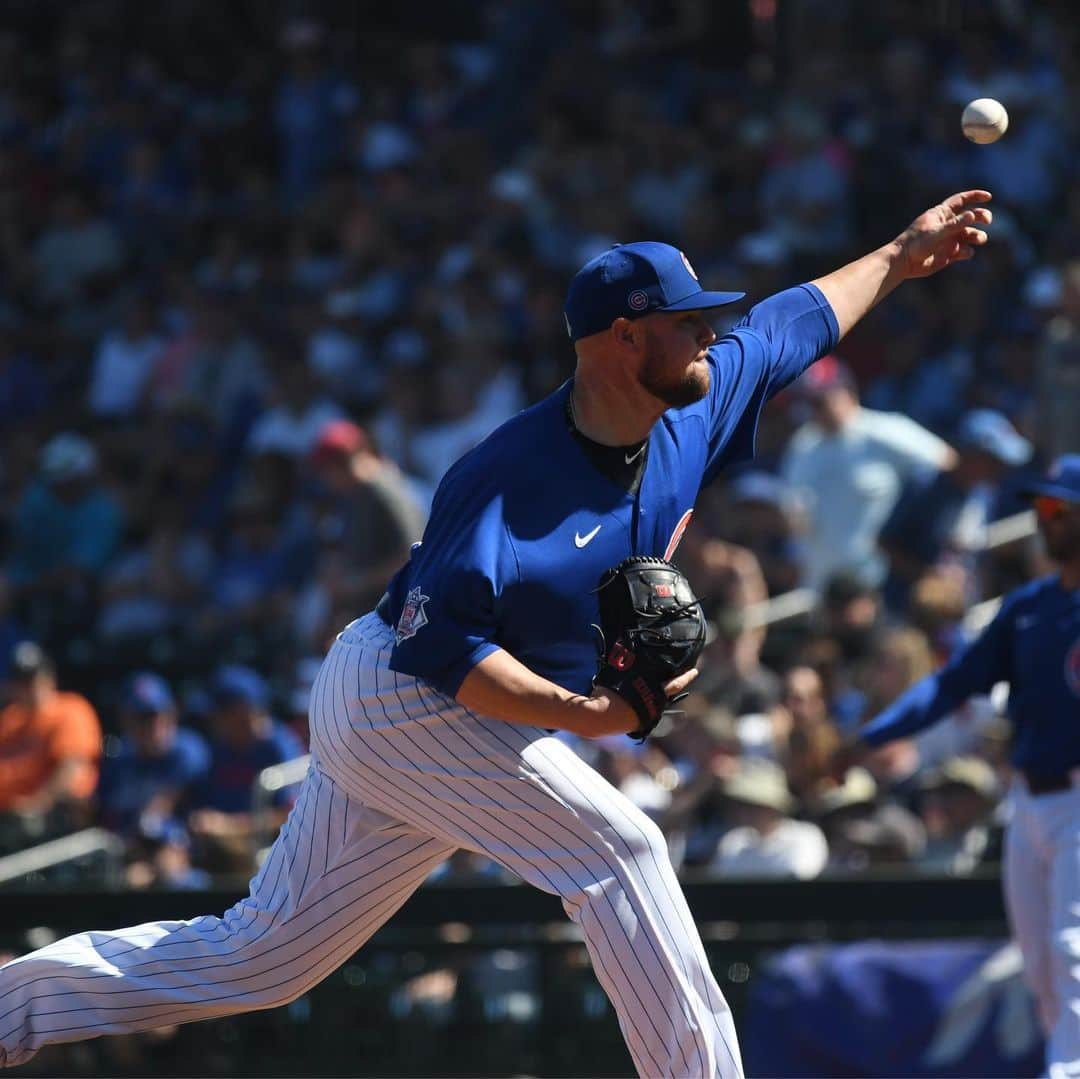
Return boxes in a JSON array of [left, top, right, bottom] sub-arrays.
[[962, 98, 1009, 144]]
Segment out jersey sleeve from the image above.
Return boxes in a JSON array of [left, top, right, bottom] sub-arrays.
[[387, 479, 518, 697], [859, 596, 1016, 746], [702, 284, 839, 482]]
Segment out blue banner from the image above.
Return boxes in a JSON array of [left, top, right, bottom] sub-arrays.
[[744, 939, 1043, 1078]]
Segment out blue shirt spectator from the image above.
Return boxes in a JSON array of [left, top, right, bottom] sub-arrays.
[[97, 672, 211, 836], [6, 435, 123, 595], [192, 665, 304, 815]]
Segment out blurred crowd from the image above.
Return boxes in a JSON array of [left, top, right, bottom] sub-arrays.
[[0, 0, 1077, 890]]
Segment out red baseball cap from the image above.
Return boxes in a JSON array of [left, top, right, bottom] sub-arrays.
[[312, 420, 370, 462], [796, 355, 856, 398]]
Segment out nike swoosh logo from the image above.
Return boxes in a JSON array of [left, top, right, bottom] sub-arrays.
[[574, 524, 602, 548], [624, 444, 647, 465]]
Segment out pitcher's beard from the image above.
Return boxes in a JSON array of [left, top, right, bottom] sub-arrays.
[[638, 346, 710, 408]]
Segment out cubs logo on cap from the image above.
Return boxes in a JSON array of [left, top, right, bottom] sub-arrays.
[[564, 242, 744, 342]]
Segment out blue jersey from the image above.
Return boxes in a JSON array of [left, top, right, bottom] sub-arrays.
[[380, 284, 839, 697], [861, 575, 1080, 775]]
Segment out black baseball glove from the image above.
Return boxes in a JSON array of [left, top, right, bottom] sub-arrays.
[[592, 555, 707, 741]]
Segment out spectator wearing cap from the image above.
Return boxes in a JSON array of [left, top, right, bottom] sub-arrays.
[[829, 803, 927, 870], [813, 766, 878, 844], [6, 434, 123, 633], [306, 419, 426, 616], [0, 643, 102, 854], [96, 672, 210, 840], [781, 355, 954, 592], [710, 758, 828, 879], [916, 756, 1001, 875], [879, 409, 1032, 612], [187, 665, 304, 874]]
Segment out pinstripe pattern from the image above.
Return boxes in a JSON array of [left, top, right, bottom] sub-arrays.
[[0, 756, 453, 1067], [0, 612, 742, 1077], [312, 614, 742, 1078]]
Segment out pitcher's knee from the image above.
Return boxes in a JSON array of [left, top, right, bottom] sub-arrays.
[[605, 804, 671, 864]]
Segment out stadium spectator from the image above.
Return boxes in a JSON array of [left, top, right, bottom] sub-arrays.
[[710, 758, 828, 880], [31, 183, 123, 309], [96, 672, 210, 840], [244, 346, 345, 459], [0, 642, 102, 854], [6, 434, 123, 643], [856, 627, 938, 799], [776, 665, 842, 803], [86, 292, 166, 422], [307, 419, 426, 615], [197, 478, 309, 657], [0, 3, 1067, 910], [187, 665, 304, 874], [781, 355, 955, 592], [828, 803, 928, 869], [879, 408, 1033, 611], [723, 470, 805, 595], [1036, 258, 1080, 460], [915, 756, 1001, 876]]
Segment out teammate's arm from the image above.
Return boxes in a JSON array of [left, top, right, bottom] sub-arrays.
[[811, 190, 991, 341], [455, 647, 698, 739], [835, 595, 1014, 769]]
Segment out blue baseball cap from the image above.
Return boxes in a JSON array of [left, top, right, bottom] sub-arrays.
[[122, 672, 176, 715], [211, 665, 269, 710], [954, 409, 1032, 466], [1018, 455, 1080, 504], [564, 242, 744, 342]]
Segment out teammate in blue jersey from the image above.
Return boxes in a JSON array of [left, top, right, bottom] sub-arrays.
[[836, 454, 1080, 1078], [0, 190, 992, 1078]]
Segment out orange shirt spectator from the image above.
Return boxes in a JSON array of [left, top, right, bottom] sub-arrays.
[[0, 643, 102, 815]]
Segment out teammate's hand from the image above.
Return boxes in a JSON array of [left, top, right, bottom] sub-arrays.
[[828, 736, 870, 783], [894, 190, 992, 278]]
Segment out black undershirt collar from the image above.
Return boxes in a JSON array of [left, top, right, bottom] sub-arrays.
[[565, 392, 648, 493]]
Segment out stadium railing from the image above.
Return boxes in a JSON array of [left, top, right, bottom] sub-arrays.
[[0, 827, 126, 888]]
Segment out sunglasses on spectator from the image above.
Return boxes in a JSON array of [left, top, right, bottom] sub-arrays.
[[1033, 496, 1072, 523]]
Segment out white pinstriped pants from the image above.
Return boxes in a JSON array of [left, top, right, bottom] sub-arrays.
[[0, 613, 742, 1078], [1003, 778, 1080, 1079]]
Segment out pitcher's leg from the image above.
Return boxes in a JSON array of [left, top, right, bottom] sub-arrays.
[[0, 763, 453, 1068], [322, 673, 741, 1078]]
